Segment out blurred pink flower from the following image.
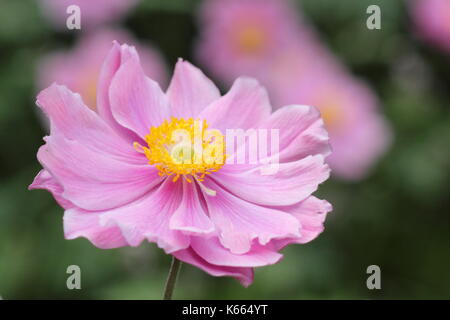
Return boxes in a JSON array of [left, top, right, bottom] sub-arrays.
[[37, 29, 168, 111], [196, 0, 391, 180], [39, 0, 138, 29], [410, 0, 450, 53], [196, 0, 302, 85], [30, 42, 332, 286], [272, 62, 391, 179]]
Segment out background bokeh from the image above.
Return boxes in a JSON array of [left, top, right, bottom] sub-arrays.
[[0, 0, 449, 299]]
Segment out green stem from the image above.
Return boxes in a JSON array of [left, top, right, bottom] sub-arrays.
[[163, 257, 182, 300]]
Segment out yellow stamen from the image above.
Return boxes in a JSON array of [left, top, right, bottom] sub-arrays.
[[138, 117, 226, 185], [234, 25, 266, 54]]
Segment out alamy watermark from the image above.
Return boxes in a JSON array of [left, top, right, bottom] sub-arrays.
[[66, 265, 81, 290], [366, 265, 381, 290], [66, 5, 81, 30], [166, 120, 280, 175], [366, 5, 381, 30]]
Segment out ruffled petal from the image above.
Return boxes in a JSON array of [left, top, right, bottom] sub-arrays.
[[109, 45, 170, 139], [169, 180, 215, 236], [167, 59, 221, 118], [37, 135, 162, 211], [191, 237, 282, 267], [63, 209, 128, 249], [201, 178, 300, 254], [289, 196, 332, 244], [261, 105, 331, 162], [29, 169, 73, 209], [99, 178, 190, 253], [173, 248, 254, 287], [272, 196, 332, 250], [198, 77, 271, 131], [96, 42, 143, 143], [37, 83, 144, 164], [215, 155, 330, 206]]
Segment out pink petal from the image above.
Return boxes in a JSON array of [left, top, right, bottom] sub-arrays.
[[64, 209, 128, 249], [169, 180, 215, 236], [167, 59, 221, 118], [96, 42, 142, 143], [272, 196, 332, 249], [173, 248, 254, 287], [191, 237, 283, 267], [99, 179, 190, 253], [37, 135, 162, 211], [29, 170, 73, 209], [215, 155, 330, 206], [37, 83, 144, 165], [109, 45, 170, 138], [198, 77, 271, 131], [290, 196, 332, 243], [261, 104, 331, 162], [202, 178, 300, 254]]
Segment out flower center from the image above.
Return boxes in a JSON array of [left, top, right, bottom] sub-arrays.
[[135, 117, 226, 184], [316, 93, 347, 132], [234, 25, 267, 54], [319, 104, 344, 131]]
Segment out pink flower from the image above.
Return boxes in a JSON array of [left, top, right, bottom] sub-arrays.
[[196, 0, 391, 180], [410, 0, 450, 53], [30, 42, 332, 286], [196, 0, 302, 85], [39, 0, 138, 29], [37, 29, 167, 111]]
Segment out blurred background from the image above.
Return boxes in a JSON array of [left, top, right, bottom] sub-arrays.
[[0, 0, 449, 299]]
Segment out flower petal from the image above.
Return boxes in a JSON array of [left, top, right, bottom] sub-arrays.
[[29, 169, 73, 209], [191, 237, 283, 267], [288, 196, 332, 244], [215, 155, 330, 206], [202, 178, 300, 254], [109, 45, 170, 139], [173, 248, 254, 287], [167, 59, 221, 118], [64, 209, 128, 249], [37, 135, 162, 211], [261, 104, 331, 162], [96, 42, 143, 143], [169, 180, 215, 236], [99, 178, 190, 253], [198, 77, 272, 131], [37, 83, 144, 164], [272, 196, 332, 249]]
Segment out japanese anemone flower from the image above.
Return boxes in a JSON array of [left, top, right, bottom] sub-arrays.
[[29, 42, 332, 287], [196, 0, 302, 86]]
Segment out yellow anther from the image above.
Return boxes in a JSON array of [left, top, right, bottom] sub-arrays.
[[138, 117, 226, 182]]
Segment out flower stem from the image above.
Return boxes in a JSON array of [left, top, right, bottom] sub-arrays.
[[163, 257, 182, 300]]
